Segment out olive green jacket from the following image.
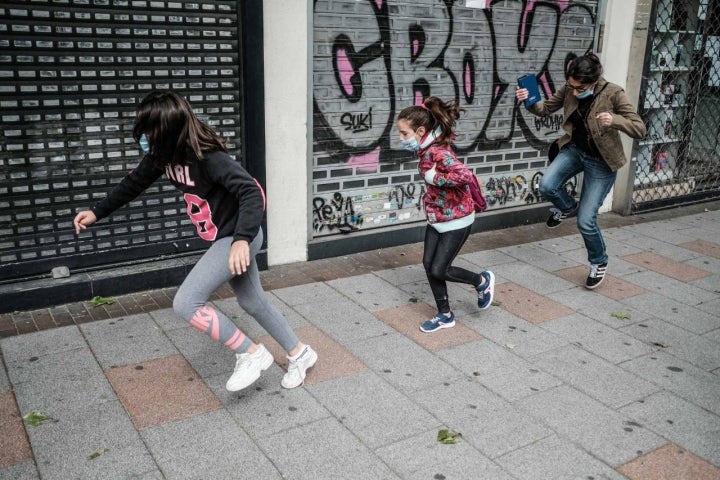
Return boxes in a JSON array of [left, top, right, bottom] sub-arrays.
[[528, 77, 647, 171]]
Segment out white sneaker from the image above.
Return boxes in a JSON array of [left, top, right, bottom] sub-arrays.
[[281, 345, 318, 389], [226, 344, 274, 392]]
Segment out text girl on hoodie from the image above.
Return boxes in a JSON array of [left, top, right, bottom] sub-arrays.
[[73, 91, 317, 392]]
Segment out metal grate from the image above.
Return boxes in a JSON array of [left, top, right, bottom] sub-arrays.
[[633, 0, 720, 211], [0, 1, 243, 281]]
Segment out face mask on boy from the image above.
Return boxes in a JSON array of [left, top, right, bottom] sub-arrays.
[[139, 134, 150, 153]]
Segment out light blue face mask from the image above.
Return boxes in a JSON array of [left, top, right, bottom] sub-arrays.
[[401, 136, 421, 152], [576, 89, 594, 100], [139, 134, 150, 153]]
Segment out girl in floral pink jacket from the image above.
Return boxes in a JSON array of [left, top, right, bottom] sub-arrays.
[[397, 97, 495, 333]]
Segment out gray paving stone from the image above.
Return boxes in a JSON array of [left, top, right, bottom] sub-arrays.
[[620, 351, 720, 416], [375, 428, 515, 480], [533, 345, 660, 408], [256, 417, 400, 480], [541, 313, 654, 364], [293, 296, 395, 344], [690, 274, 720, 295], [165, 326, 235, 379], [271, 282, 347, 307], [622, 221, 703, 245], [620, 319, 720, 371], [607, 229, 701, 261], [496, 434, 626, 480], [9, 347, 117, 415], [696, 298, 720, 317], [27, 400, 156, 480], [141, 409, 282, 480], [80, 314, 178, 369], [498, 243, 582, 272], [705, 326, 720, 344], [437, 341, 562, 402], [547, 288, 654, 329], [686, 255, 720, 275], [516, 385, 665, 466], [488, 261, 575, 294], [623, 270, 718, 306], [411, 377, 551, 459], [350, 332, 464, 394], [600, 237, 645, 258], [620, 390, 720, 466], [529, 237, 587, 254], [1, 326, 87, 360], [310, 370, 439, 449], [394, 279, 483, 318], [372, 264, 428, 286], [327, 273, 416, 312], [0, 461, 40, 480], [621, 292, 720, 334], [466, 307, 569, 358], [206, 368, 330, 437], [148, 307, 187, 332]]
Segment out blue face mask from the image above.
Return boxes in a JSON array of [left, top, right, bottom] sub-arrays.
[[139, 134, 150, 153], [401, 136, 421, 152], [576, 89, 594, 100]]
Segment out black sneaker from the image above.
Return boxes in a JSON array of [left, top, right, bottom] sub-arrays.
[[546, 206, 576, 228], [585, 262, 608, 289]]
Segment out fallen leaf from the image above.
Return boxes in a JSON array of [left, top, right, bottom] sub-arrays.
[[653, 341, 668, 348], [611, 312, 631, 320], [88, 448, 109, 460], [23, 410, 52, 426], [505, 343, 516, 349], [90, 296, 115, 307], [437, 428, 462, 444]]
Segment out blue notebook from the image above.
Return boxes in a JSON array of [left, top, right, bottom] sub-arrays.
[[517, 74, 541, 107]]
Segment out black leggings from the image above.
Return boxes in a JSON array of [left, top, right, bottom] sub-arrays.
[[423, 225, 481, 314]]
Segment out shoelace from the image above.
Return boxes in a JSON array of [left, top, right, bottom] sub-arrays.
[[589, 264, 606, 278]]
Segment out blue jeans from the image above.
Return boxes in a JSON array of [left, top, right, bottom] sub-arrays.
[[539, 144, 616, 265]]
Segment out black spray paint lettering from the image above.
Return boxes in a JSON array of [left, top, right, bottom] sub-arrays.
[[535, 115, 564, 133], [340, 108, 373, 132]]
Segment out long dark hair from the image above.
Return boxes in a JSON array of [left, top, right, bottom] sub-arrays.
[[133, 91, 227, 166], [397, 96, 463, 146], [565, 50, 603, 84]]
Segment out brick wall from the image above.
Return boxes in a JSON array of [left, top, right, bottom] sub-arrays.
[[312, 0, 598, 237]]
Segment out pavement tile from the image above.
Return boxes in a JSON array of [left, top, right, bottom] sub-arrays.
[[621, 270, 718, 306], [680, 239, 720, 259], [48, 306, 74, 327], [490, 261, 576, 294], [326, 273, 415, 312], [258, 324, 366, 386], [516, 385, 665, 466], [620, 391, 720, 467], [0, 391, 33, 469], [620, 292, 720, 335], [0, 461, 39, 480], [554, 265, 647, 299], [533, 345, 660, 408], [30, 310, 56, 330], [495, 282, 574, 324], [496, 434, 627, 480], [541, 313, 654, 364], [105, 354, 222, 430], [164, 324, 231, 379], [374, 302, 483, 352], [80, 314, 178, 369], [255, 417, 399, 480], [497, 243, 583, 272], [375, 428, 516, 480], [411, 378, 551, 459], [309, 370, 439, 449], [617, 443, 720, 480], [607, 230, 700, 262], [141, 409, 282, 480], [621, 252, 712, 282]]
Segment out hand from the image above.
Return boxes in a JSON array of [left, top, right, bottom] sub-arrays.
[[228, 240, 251, 275], [515, 86, 529, 104], [73, 210, 97, 235], [596, 111, 613, 127]]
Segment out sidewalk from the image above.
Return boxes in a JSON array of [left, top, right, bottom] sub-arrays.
[[1, 204, 719, 480]]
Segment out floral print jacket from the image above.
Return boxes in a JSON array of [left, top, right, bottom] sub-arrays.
[[418, 141, 475, 225]]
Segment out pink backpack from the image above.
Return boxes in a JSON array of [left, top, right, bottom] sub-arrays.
[[469, 175, 487, 213]]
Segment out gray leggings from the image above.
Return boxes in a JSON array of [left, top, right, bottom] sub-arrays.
[[173, 228, 299, 353]]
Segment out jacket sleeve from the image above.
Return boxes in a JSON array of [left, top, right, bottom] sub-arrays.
[[609, 89, 647, 139], [427, 147, 474, 188], [206, 153, 264, 243], [528, 85, 568, 116], [91, 155, 163, 220]]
